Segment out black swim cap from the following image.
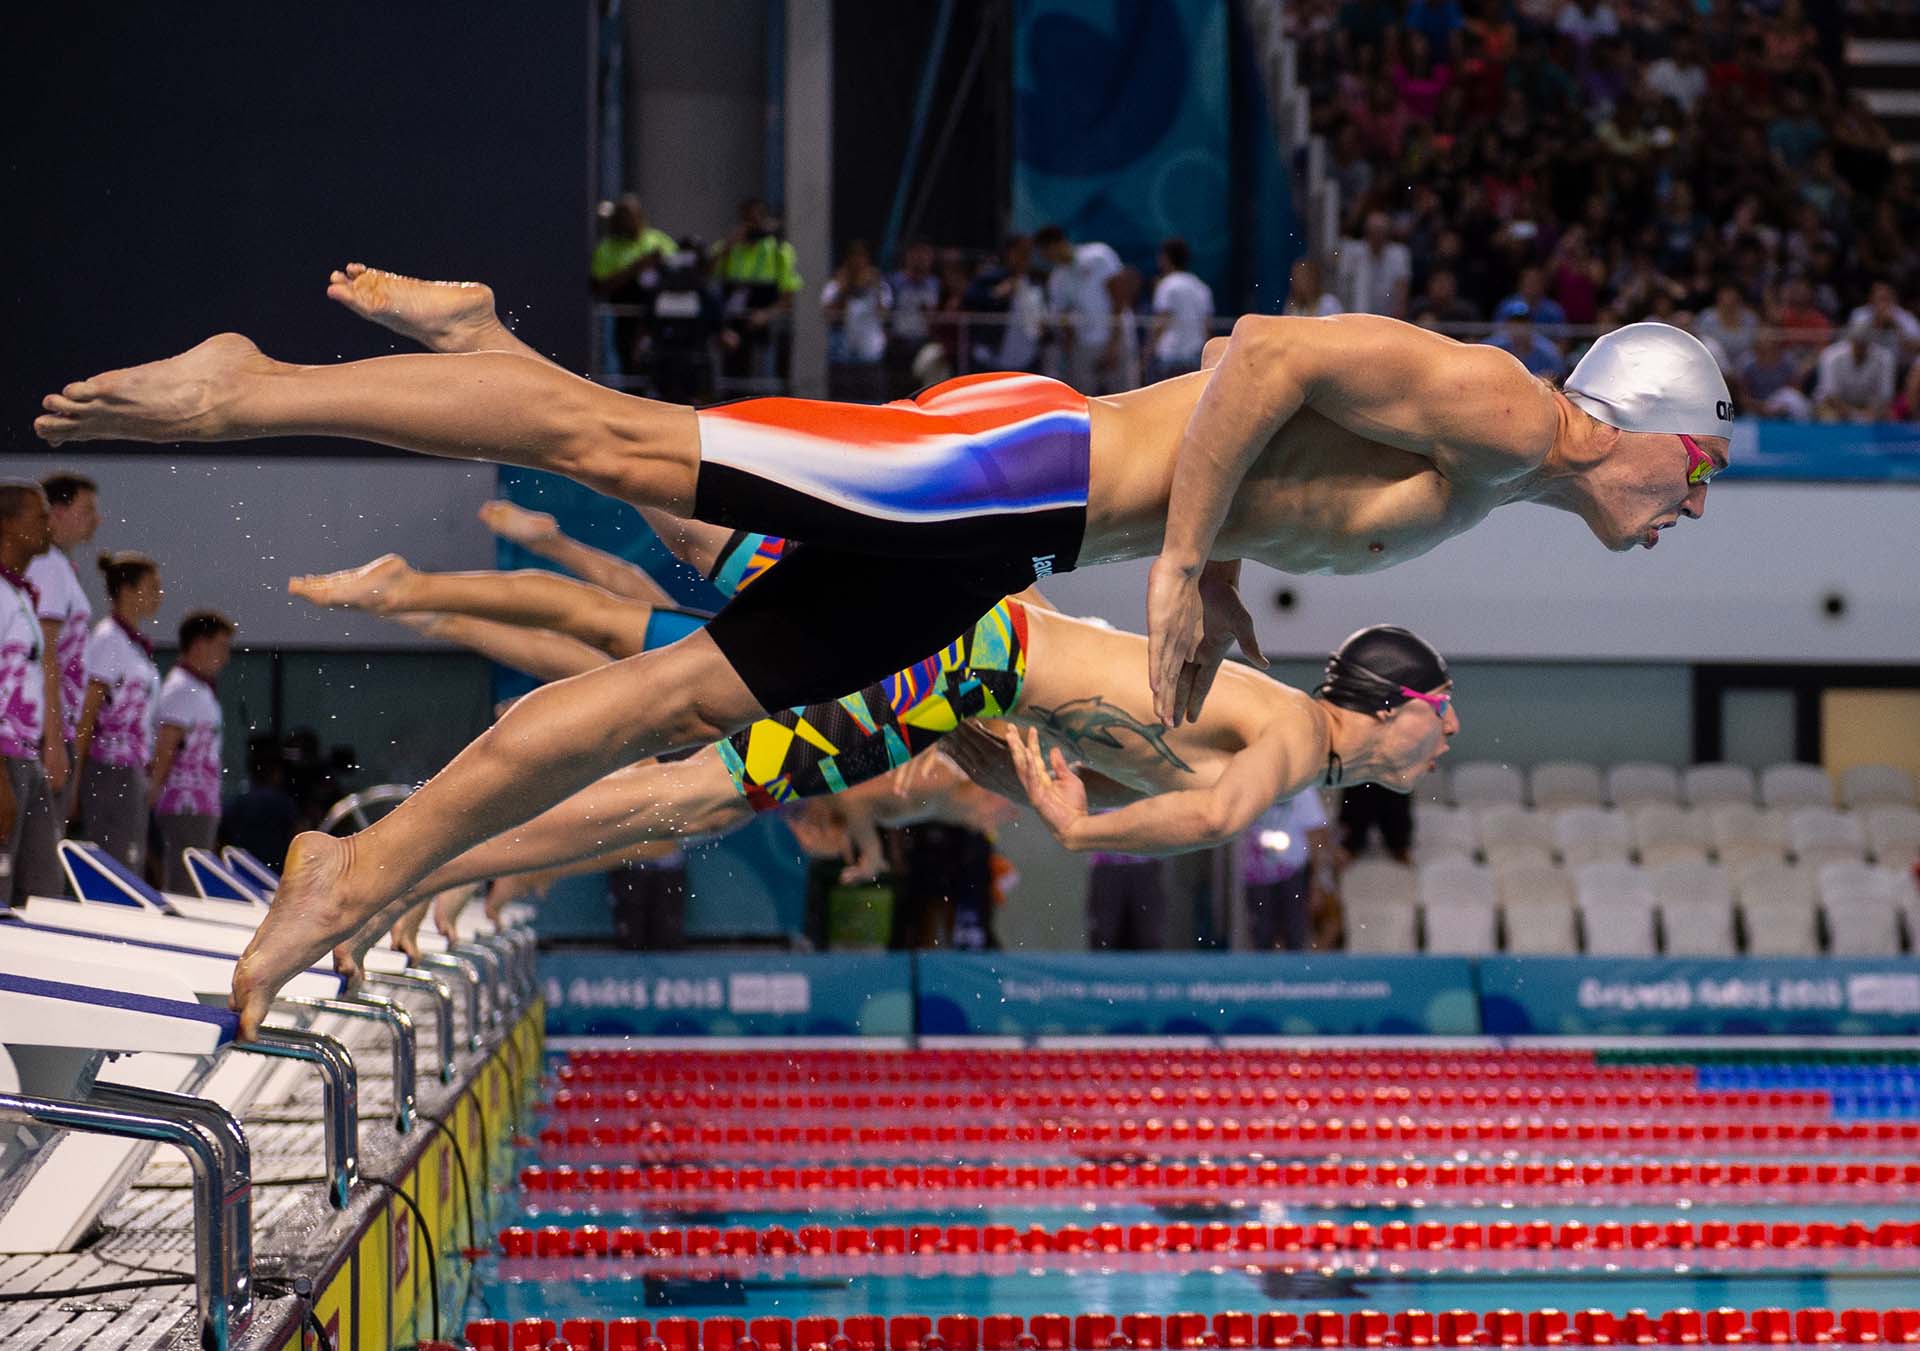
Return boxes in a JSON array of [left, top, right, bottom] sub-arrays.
[[1316, 625, 1449, 713]]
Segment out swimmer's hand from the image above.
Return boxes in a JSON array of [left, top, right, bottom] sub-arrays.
[[1147, 557, 1266, 726], [839, 807, 886, 885], [1007, 726, 1089, 843], [946, 724, 1032, 806]]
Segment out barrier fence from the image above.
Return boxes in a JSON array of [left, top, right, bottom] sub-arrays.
[[539, 952, 1920, 1040]]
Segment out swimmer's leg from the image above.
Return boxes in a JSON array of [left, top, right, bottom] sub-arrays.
[[326, 263, 733, 578], [36, 337, 701, 515], [325, 263, 537, 360], [292, 556, 654, 658], [329, 750, 748, 974], [238, 631, 763, 1037], [391, 612, 609, 683]]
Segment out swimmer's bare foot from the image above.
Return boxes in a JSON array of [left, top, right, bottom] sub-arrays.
[[289, 553, 414, 614], [433, 885, 476, 941], [36, 333, 278, 446], [326, 263, 503, 354], [330, 934, 364, 988], [232, 831, 367, 1040], [477, 500, 560, 548], [484, 872, 547, 925], [390, 898, 430, 962]]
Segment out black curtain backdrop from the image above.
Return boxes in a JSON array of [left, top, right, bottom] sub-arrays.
[[5, 4, 593, 455]]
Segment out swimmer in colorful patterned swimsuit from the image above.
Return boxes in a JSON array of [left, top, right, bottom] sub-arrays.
[[303, 509, 1458, 975], [36, 267, 1713, 1036]]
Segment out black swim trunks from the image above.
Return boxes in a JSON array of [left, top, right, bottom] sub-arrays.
[[692, 372, 1089, 711]]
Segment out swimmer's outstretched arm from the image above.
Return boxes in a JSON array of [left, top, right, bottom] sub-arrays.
[[1149, 314, 1560, 724], [944, 722, 1143, 810], [291, 554, 655, 658], [1006, 708, 1319, 855]]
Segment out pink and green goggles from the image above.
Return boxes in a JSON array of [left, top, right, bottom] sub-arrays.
[[1682, 433, 1721, 487], [1400, 687, 1452, 719]]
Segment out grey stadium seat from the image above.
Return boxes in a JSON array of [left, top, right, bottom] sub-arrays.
[[1477, 805, 1557, 870], [1529, 761, 1604, 809], [1411, 803, 1479, 865], [1554, 806, 1633, 866], [1608, 762, 1682, 809], [1842, 764, 1917, 809], [1760, 762, 1836, 810], [1341, 860, 1420, 952], [1737, 864, 1820, 956], [1450, 761, 1525, 808], [1817, 862, 1911, 955], [1649, 860, 1738, 956], [1684, 763, 1756, 807], [1865, 806, 1920, 868], [1496, 863, 1579, 954], [1787, 806, 1867, 869], [1708, 803, 1790, 870], [1629, 803, 1711, 868], [1418, 859, 1499, 955], [1573, 861, 1660, 956]]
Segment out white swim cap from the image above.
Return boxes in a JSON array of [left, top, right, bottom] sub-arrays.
[[1562, 322, 1734, 437]]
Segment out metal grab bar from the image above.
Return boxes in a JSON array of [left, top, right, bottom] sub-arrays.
[[363, 968, 458, 1084], [470, 929, 529, 999], [26, 1084, 254, 1351], [232, 1026, 359, 1209], [276, 995, 417, 1134], [452, 943, 508, 1029], [415, 951, 485, 1052]]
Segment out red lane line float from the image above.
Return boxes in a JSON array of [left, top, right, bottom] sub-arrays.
[[463, 1306, 1920, 1351]]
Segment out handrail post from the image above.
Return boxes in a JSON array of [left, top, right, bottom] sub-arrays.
[[232, 1026, 360, 1208]]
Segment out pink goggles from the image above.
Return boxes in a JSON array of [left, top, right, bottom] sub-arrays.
[[1400, 687, 1452, 718]]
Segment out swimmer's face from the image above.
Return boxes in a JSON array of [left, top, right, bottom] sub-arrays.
[[1373, 683, 1458, 793], [1585, 428, 1729, 552]]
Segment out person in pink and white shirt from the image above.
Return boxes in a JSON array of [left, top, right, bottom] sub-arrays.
[[75, 552, 163, 870], [0, 481, 64, 905], [151, 609, 235, 892], [25, 472, 101, 817]]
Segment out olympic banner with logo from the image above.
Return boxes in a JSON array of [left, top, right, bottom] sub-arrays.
[[1013, 0, 1237, 295], [1480, 958, 1920, 1036], [541, 952, 913, 1038], [917, 953, 1481, 1037]]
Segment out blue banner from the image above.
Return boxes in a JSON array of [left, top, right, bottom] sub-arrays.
[[541, 952, 913, 1038], [1480, 958, 1920, 1036], [1725, 420, 1920, 482], [1013, 0, 1234, 292], [917, 953, 1481, 1037]]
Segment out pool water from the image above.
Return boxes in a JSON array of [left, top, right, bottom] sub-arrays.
[[461, 1045, 1920, 1350]]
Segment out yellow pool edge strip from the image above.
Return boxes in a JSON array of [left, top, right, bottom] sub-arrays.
[[266, 1000, 544, 1351]]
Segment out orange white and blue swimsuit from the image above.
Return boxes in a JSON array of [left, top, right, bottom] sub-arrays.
[[693, 372, 1088, 712], [702, 523, 1030, 810]]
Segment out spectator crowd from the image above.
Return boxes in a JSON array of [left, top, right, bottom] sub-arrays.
[[596, 1, 1920, 425], [590, 193, 1217, 404], [1289, 0, 1920, 422]]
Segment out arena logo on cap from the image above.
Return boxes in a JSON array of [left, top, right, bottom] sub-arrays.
[[1716, 400, 1735, 421]]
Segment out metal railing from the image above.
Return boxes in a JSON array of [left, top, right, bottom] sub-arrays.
[[592, 303, 1857, 405], [0, 1084, 255, 1351]]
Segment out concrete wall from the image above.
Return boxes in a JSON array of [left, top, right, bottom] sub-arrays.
[[1039, 483, 1920, 665], [6, 455, 497, 651], [629, 0, 770, 239]]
